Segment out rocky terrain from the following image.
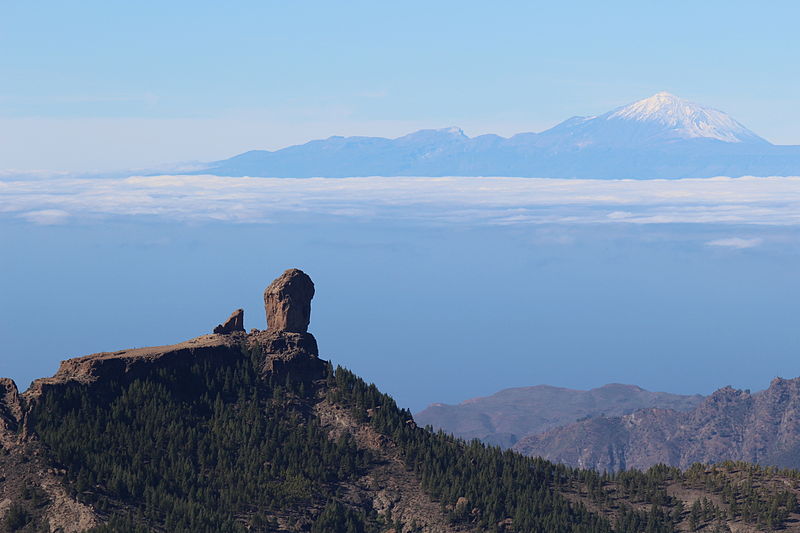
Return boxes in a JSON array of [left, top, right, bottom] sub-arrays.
[[514, 379, 800, 472], [416, 383, 703, 448], [2, 268, 800, 532]]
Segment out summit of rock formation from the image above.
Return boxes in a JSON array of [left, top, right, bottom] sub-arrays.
[[263, 268, 314, 333]]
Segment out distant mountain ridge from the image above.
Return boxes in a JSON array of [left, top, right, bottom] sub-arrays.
[[415, 383, 704, 448], [194, 92, 800, 179], [513, 377, 800, 472]]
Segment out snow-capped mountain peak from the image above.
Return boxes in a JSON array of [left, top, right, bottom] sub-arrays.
[[606, 92, 764, 144], [200, 92, 795, 179]]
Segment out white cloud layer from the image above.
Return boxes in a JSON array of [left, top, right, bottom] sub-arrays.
[[706, 237, 764, 249], [2, 175, 800, 226], [19, 209, 71, 225]]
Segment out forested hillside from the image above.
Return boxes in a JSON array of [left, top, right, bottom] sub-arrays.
[[2, 269, 800, 532]]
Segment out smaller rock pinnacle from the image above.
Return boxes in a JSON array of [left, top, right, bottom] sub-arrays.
[[213, 309, 245, 334]]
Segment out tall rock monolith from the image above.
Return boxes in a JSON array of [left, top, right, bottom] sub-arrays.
[[263, 268, 315, 332]]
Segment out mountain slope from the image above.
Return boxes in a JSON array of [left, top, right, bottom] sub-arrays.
[[2, 269, 800, 532], [606, 92, 765, 144], [193, 93, 800, 179], [0, 269, 616, 533], [514, 378, 800, 473], [530, 92, 767, 150], [415, 383, 704, 448]]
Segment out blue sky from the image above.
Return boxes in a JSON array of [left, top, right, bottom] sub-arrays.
[[1, 1, 799, 171], [2, 2, 800, 411]]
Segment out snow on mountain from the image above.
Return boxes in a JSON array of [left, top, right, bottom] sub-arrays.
[[534, 92, 770, 149], [395, 126, 468, 144], [606, 92, 766, 144]]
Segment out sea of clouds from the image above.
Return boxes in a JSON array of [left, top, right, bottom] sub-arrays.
[[2, 175, 800, 228]]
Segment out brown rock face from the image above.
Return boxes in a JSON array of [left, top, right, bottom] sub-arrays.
[[23, 335, 242, 404], [264, 268, 314, 332], [213, 308, 245, 334], [250, 330, 325, 381], [0, 377, 22, 435], [253, 269, 325, 381]]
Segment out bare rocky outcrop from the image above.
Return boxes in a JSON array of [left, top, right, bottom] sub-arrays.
[[40, 477, 100, 532], [0, 378, 21, 435], [0, 439, 101, 532], [0, 404, 100, 532], [314, 399, 471, 533], [213, 308, 245, 334], [2, 375, 101, 530], [264, 268, 314, 332], [16, 270, 322, 411], [255, 269, 326, 382], [250, 330, 325, 380], [0, 378, 23, 457], [514, 377, 800, 472]]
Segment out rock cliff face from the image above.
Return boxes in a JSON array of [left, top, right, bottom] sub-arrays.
[[0, 378, 21, 434], [213, 308, 245, 334], [264, 268, 314, 332], [257, 268, 325, 381], [1, 377, 101, 532], [514, 378, 800, 472], [22, 335, 243, 408]]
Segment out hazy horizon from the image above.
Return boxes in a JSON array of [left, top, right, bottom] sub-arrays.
[[2, 1, 800, 172]]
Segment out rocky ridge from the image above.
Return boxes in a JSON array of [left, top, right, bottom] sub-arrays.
[[514, 377, 800, 472], [18, 269, 323, 408], [416, 383, 703, 448]]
